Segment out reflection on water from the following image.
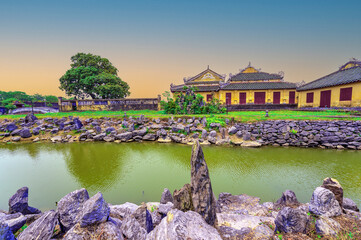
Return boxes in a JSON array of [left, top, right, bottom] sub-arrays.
[[0, 142, 360, 211]]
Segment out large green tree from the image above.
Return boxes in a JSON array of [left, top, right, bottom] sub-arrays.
[[59, 53, 130, 99]]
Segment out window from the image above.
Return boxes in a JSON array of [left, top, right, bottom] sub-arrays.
[[340, 87, 352, 101], [306, 92, 314, 103], [206, 94, 212, 102]]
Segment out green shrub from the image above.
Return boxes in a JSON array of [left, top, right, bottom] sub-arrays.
[[161, 86, 225, 114]]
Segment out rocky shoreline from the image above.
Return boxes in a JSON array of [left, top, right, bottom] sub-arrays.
[[0, 141, 360, 239], [1, 113, 361, 150]]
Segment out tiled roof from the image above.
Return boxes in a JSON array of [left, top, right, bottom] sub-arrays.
[[170, 84, 220, 92], [185, 81, 220, 85], [230, 72, 282, 81], [297, 66, 361, 91], [185, 68, 225, 83], [221, 81, 297, 90]]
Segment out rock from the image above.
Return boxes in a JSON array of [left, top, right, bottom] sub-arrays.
[[243, 131, 251, 141], [190, 140, 216, 225], [50, 136, 62, 143], [216, 213, 274, 239], [11, 137, 21, 142], [143, 134, 156, 141], [169, 135, 182, 143], [315, 216, 341, 236], [33, 137, 40, 142], [25, 113, 38, 123], [160, 188, 173, 204], [64, 221, 124, 240], [228, 126, 238, 135], [343, 198, 359, 212], [115, 132, 133, 141], [275, 207, 308, 233], [105, 127, 115, 134], [321, 177, 343, 209], [201, 129, 207, 139], [133, 128, 147, 137], [94, 125, 102, 133], [20, 128, 32, 138], [309, 187, 342, 217], [11, 129, 21, 136], [158, 202, 174, 215], [217, 192, 268, 216], [157, 137, 171, 143], [209, 130, 217, 137], [146, 209, 222, 240], [0, 223, 16, 240], [78, 192, 110, 227], [73, 118, 83, 130], [103, 136, 114, 142], [18, 210, 58, 240], [207, 136, 216, 144], [109, 202, 138, 220], [6, 123, 17, 132], [132, 204, 153, 233], [50, 128, 59, 134], [120, 215, 147, 240], [93, 133, 106, 141], [57, 188, 89, 231], [241, 141, 261, 147], [9, 187, 28, 214], [173, 184, 193, 212], [275, 190, 300, 208], [0, 212, 27, 233]]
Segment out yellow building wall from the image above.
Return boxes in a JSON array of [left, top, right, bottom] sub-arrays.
[[298, 82, 361, 108], [218, 89, 298, 104]]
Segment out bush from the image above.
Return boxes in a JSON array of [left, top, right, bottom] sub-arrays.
[[161, 86, 226, 114]]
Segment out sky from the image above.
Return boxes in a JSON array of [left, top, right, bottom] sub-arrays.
[[0, 0, 360, 98]]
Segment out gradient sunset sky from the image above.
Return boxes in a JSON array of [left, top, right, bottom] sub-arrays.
[[1, 0, 360, 98]]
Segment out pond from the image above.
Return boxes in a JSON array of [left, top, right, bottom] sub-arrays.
[[0, 142, 360, 211]]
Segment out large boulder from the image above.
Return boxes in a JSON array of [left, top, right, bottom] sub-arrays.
[[321, 177, 343, 208], [146, 209, 222, 240], [160, 188, 173, 204], [20, 128, 32, 138], [115, 132, 133, 141], [0, 212, 27, 233], [132, 204, 153, 233], [6, 123, 17, 132], [216, 213, 274, 239], [173, 184, 193, 212], [120, 215, 147, 240], [8, 187, 40, 215], [275, 190, 300, 208], [78, 192, 110, 227], [109, 202, 138, 220], [73, 118, 83, 130], [217, 192, 268, 216], [309, 187, 342, 217], [343, 198, 359, 212], [275, 207, 308, 233], [57, 188, 89, 231], [315, 216, 341, 237], [190, 140, 216, 225], [64, 221, 124, 240], [25, 113, 38, 123], [8, 187, 28, 214], [0, 223, 16, 240], [18, 210, 58, 240]]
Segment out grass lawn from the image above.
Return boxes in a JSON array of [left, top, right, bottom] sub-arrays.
[[1, 109, 361, 123]]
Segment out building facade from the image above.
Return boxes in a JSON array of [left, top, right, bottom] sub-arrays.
[[297, 60, 361, 108], [170, 63, 298, 107]]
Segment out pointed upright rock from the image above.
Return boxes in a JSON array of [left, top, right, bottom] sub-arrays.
[[190, 140, 216, 225]]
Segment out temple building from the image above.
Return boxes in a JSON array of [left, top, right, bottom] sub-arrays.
[[170, 66, 226, 101], [297, 59, 361, 108], [170, 63, 298, 107], [220, 63, 297, 105]]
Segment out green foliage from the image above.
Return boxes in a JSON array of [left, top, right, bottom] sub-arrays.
[[160, 87, 226, 114], [2, 98, 18, 110], [289, 128, 298, 135], [59, 53, 130, 99]]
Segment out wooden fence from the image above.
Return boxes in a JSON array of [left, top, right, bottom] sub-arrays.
[[58, 96, 161, 112]]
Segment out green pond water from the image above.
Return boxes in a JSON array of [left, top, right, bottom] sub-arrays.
[[0, 142, 360, 211]]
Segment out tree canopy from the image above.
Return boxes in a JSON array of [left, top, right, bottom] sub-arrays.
[[59, 53, 130, 99]]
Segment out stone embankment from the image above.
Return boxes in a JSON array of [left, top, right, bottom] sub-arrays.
[[0, 141, 360, 239], [1, 113, 361, 150]]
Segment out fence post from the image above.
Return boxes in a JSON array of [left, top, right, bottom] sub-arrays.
[[157, 95, 161, 111], [58, 97, 63, 112]]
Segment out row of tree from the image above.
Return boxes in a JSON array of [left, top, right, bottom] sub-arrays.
[[0, 91, 62, 110]]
